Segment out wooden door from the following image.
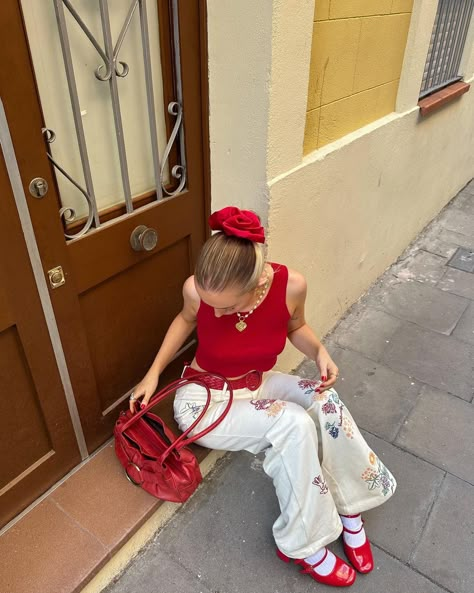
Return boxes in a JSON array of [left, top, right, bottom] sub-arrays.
[[0, 139, 81, 528], [0, 0, 208, 524]]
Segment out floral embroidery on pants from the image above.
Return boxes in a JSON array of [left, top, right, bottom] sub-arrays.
[[322, 390, 354, 439], [342, 417, 354, 439], [322, 401, 337, 414], [325, 421, 339, 439], [361, 451, 396, 496], [298, 379, 319, 393], [312, 474, 329, 494], [182, 402, 205, 420], [250, 399, 286, 417]]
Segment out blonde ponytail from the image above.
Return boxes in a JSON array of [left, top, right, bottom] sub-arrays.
[[195, 233, 265, 294]]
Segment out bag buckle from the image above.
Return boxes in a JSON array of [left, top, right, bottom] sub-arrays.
[[125, 462, 143, 486]]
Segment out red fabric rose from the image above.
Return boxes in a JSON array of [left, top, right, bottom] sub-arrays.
[[208, 206, 265, 243]]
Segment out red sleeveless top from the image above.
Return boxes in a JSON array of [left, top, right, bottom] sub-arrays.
[[195, 263, 291, 376]]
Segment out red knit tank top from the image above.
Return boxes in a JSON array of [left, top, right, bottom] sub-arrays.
[[195, 263, 291, 376]]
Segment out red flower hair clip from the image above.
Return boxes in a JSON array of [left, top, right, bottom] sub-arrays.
[[208, 206, 265, 243]]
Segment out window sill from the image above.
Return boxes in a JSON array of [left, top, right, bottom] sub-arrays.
[[418, 81, 470, 116]]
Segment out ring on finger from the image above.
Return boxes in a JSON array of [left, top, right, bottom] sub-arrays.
[[129, 392, 136, 401]]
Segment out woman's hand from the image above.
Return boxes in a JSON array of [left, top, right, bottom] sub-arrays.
[[129, 372, 159, 413], [315, 346, 339, 392]]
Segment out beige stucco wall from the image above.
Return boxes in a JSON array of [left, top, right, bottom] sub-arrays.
[[207, 0, 474, 372], [206, 0, 273, 223]]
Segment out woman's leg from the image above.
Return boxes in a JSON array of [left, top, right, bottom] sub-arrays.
[[174, 383, 342, 559], [260, 372, 397, 515]]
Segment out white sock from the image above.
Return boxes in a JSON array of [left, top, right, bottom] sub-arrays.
[[304, 547, 337, 576], [341, 514, 366, 548], [340, 514, 362, 531]]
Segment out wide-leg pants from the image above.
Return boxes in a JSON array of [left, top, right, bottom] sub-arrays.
[[174, 371, 396, 559]]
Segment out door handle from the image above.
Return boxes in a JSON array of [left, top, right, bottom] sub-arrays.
[[130, 225, 158, 252]]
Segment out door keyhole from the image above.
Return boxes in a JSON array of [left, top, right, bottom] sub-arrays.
[[29, 177, 49, 198]]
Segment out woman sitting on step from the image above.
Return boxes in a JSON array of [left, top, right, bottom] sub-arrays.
[[130, 206, 396, 587]]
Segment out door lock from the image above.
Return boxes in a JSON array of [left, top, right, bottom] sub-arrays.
[[48, 266, 66, 289], [130, 225, 159, 252], [29, 177, 49, 198]]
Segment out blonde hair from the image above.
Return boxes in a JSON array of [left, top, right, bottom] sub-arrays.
[[195, 232, 266, 294]]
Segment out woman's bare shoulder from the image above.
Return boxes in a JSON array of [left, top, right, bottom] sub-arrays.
[[286, 267, 307, 300], [182, 275, 201, 315]]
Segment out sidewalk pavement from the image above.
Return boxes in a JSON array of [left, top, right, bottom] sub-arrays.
[[105, 183, 474, 593]]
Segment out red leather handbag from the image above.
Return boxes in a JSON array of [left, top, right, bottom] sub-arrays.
[[114, 374, 233, 503]]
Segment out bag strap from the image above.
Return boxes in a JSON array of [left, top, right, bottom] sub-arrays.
[[118, 373, 234, 459], [160, 373, 234, 462]]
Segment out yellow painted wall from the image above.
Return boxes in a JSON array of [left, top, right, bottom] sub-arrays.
[[305, 0, 413, 153]]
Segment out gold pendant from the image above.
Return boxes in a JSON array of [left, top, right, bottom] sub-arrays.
[[235, 319, 247, 332]]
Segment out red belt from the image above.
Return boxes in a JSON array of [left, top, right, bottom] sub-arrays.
[[182, 366, 263, 391]]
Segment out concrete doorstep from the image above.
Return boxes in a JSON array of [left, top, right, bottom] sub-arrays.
[[0, 442, 225, 593]]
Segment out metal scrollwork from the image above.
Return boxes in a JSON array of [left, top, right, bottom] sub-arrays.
[[42, 128, 95, 240], [61, 0, 113, 81], [95, 60, 129, 81], [61, 0, 136, 82], [161, 102, 186, 196]]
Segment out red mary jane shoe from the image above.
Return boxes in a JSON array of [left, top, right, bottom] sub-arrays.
[[342, 524, 374, 574], [277, 548, 356, 587]]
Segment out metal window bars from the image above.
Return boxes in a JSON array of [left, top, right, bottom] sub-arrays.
[[48, 0, 186, 240], [420, 0, 474, 98]]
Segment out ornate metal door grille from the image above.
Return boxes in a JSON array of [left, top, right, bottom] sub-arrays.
[[37, 0, 186, 239]]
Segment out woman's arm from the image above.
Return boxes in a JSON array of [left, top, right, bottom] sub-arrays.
[[286, 270, 339, 391], [130, 276, 199, 410]]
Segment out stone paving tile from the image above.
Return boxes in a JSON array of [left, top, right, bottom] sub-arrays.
[[417, 232, 460, 259], [362, 432, 445, 563], [447, 247, 474, 273], [103, 549, 213, 593], [392, 250, 448, 284], [333, 308, 402, 361], [411, 474, 474, 593], [453, 188, 474, 215], [314, 346, 422, 442], [452, 301, 474, 345], [438, 208, 474, 237], [0, 499, 108, 593], [326, 542, 445, 593], [381, 323, 473, 401], [370, 280, 469, 335], [419, 225, 474, 257], [396, 386, 474, 483], [50, 443, 157, 549], [437, 267, 474, 300]]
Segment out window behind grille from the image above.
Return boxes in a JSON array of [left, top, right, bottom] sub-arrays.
[[420, 0, 474, 98]]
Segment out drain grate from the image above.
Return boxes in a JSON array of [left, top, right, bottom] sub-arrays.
[[447, 247, 474, 273]]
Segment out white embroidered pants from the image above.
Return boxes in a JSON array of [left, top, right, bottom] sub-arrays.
[[174, 371, 396, 559]]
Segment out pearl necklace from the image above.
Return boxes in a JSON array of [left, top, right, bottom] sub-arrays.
[[235, 278, 270, 332]]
